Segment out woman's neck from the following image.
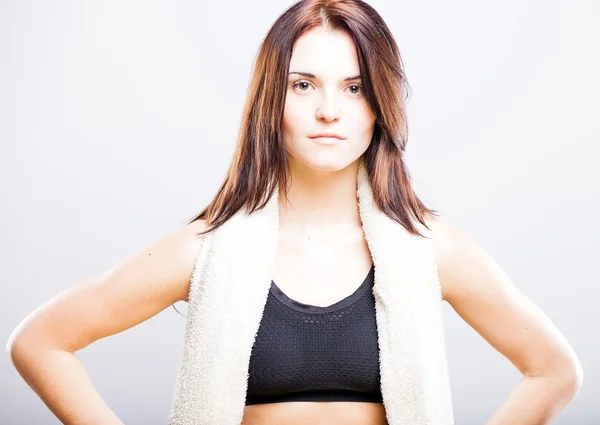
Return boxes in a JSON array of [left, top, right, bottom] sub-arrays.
[[278, 159, 362, 232]]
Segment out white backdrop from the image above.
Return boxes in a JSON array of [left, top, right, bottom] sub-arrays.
[[1, 1, 598, 423]]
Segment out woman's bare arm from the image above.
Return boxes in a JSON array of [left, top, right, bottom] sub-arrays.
[[5, 219, 208, 425], [427, 216, 583, 424]]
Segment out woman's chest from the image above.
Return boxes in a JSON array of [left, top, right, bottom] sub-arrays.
[[272, 225, 373, 307]]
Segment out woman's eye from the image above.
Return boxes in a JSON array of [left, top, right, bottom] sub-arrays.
[[293, 81, 312, 91], [348, 84, 362, 95]]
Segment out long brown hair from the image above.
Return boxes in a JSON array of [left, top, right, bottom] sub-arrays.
[[187, 0, 438, 238]]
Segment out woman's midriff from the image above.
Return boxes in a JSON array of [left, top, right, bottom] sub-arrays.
[[241, 401, 388, 425]]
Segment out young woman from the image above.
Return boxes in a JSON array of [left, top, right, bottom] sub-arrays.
[[7, 1, 583, 424]]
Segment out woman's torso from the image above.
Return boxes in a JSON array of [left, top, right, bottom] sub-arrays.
[[241, 223, 388, 425]]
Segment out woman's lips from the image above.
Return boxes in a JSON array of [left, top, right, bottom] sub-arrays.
[[309, 136, 344, 146]]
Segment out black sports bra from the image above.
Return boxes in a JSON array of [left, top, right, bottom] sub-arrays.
[[245, 263, 383, 405]]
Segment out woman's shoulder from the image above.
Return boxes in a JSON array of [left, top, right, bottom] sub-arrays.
[[91, 218, 211, 306], [423, 215, 478, 302], [178, 218, 210, 286], [185, 218, 209, 238]]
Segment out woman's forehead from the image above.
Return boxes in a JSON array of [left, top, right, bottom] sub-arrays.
[[289, 28, 360, 80]]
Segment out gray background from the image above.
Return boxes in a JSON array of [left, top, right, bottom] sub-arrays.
[[1, 0, 598, 424]]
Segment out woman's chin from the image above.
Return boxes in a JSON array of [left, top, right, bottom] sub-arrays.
[[290, 154, 360, 173]]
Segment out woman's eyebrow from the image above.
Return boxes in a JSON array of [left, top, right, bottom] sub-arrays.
[[288, 71, 362, 81]]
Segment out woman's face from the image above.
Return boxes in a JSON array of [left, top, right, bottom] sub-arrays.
[[283, 26, 376, 172]]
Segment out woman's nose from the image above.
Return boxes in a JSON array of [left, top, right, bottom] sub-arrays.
[[315, 92, 340, 122]]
